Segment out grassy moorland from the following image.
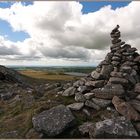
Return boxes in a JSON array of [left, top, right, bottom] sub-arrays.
[[19, 70, 79, 81], [0, 66, 98, 138], [17, 66, 95, 81]]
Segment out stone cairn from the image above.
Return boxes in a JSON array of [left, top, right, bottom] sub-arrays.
[[62, 25, 140, 121]]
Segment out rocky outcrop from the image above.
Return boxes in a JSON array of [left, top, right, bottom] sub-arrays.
[[61, 25, 140, 138], [62, 25, 140, 111], [0, 65, 27, 84], [67, 102, 84, 111]]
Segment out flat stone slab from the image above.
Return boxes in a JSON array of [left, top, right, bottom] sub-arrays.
[[62, 87, 76, 96], [92, 84, 125, 99], [92, 98, 111, 108], [67, 102, 84, 111], [32, 105, 76, 137]]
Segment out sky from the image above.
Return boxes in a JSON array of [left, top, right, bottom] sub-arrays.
[[0, 1, 140, 66]]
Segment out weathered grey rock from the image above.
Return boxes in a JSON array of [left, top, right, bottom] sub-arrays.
[[134, 122, 140, 134], [111, 33, 121, 38], [112, 39, 121, 44], [77, 86, 89, 94], [75, 92, 86, 102], [127, 47, 137, 53], [73, 79, 85, 88], [111, 61, 120, 66], [92, 84, 125, 99], [109, 77, 128, 85], [124, 74, 137, 85], [134, 55, 140, 62], [82, 108, 91, 117], [62, 83, 72, 90], [44, 83, 59, 91], [32, 105, 76, 137], [122, 44, 131, 49], [91, 71, 102, 80], [96, 67, 102, 73], [112, 96, 140, 121], [122, 61, 136, 66], [129, 99, 140, 112], [78, 122, 94, 136], [92, 98, 111, 108], [100, 65, 113, 79], [135, 83, 140, 94], [0, 65, 27, 85], [112, 41, 125, 48], [112, 56, 121, 61], [100, 107, 119, 120], [114, 52, 122, 57], [111, 25, 120, 33], [120, 66, 132, 73], [105, 53, 113, 62], [67, 103, 84, 111], [85, 80, 105, 88], [111, 46, 121, 52], [99, 60, 110, 65], [62, 87, 76, 96], [126, 55, 134, 61], [84, 93, 95, 100], [110, 71, 123, 78], [89, 117, 138, 138], [136, 94, 140, 100], [85, 100, 100, 110]]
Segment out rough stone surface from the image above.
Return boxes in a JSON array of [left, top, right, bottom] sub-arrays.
[[32, 105, 76, 137], [75, 92, 86, 102], [85, 100, 100, 110], [84, 93, 95, 100], [92, 98, 111, 108], [67, 103, 84, 111], [100, 65, 113, 79], [91, 71, 102, 80], [92, 84, 125, 99], [89, 117, 138, 138], [48, 25, 140, 138], [136, 94, 140, 100], [77, 86, 89, 94], [129, 99, 140, 112], [135, 83, 140, 93], [112, 96, 140, 121], [62, 87, 76, 96], [78, 122, 94, 137], [134, 122, 140, 134], [85, 80, 105, 88], [109, 77, 129, 85]]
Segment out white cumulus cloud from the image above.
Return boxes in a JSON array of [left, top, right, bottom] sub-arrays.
[[0, 1, 140, 66]]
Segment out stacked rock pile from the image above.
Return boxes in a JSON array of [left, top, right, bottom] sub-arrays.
[[62, 25, 140, 123], [30, 25, 140, 139]]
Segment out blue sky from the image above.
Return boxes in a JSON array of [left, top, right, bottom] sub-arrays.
[[80, 1, 130, 13], [0, 1, 130, 42]]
